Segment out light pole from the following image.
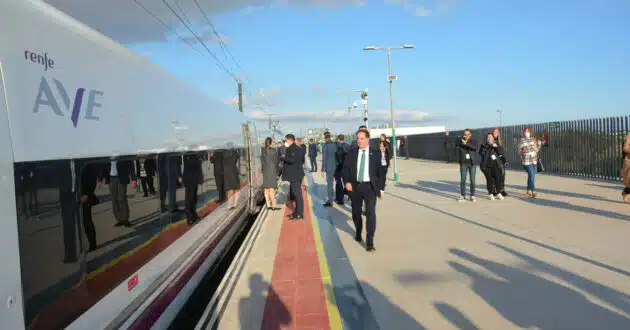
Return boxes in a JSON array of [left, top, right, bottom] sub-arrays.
[[337, 89, 369, 127], [363, 44, 414, 182], [497, 109, 503, 128]]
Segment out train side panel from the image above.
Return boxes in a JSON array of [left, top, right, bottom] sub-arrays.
[[0, 1, 259, 329], [0, 0, 244, 162], [0, 61, 26, 330]]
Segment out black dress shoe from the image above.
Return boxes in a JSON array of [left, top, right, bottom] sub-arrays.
[[323, 202, 332, 207], [366, 246, 376, 252], [354, 235, 362, 242]]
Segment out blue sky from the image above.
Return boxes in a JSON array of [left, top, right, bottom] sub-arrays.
[[50, 0, 630, 134]]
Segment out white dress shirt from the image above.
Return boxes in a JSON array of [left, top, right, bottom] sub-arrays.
[[356, 148, 370, 182], [110, 161, 118, 176]]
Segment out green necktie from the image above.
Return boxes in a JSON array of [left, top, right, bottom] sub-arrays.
[[359, 150, 366, 182]]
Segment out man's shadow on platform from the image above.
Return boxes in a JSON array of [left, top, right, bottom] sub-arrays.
[[327, 281, 426, 330], [239, 273, 290, 330]]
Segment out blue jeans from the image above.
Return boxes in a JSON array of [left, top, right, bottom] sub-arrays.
[[459, 164, 476, 196], [523, 164, 537, 191]]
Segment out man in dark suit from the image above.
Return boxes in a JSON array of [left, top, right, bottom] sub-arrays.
[[343, 129, 384, 252], [308, 138, 318, 172], [281, 134, 304, 220], [98, 159, 137, 227], [298, 138, 307, 167], [136, 158, 157, 197], [183, 153, 203, 224], [158, 154, 183, 212]]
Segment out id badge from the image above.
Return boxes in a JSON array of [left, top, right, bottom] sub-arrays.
[[491, 154, 497, 160], [465, 153, 470, 160]]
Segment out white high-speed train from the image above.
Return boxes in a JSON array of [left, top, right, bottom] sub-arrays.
[[0, 1, 264, 329]]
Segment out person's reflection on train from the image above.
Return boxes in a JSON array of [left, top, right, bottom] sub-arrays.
[[80, 162, 99, 251], [60, 162, 79, 263], [183, 153, 203, 224], [98, 159, 136, 227], [211, 150, 226, 203], [15, 163, 38, 216], [136, 158, 157, 197], [224, 148, 241, 209], [158, 154, 183, 213]]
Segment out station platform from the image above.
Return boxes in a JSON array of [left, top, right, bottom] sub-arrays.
[[205, 159, 630, 330]]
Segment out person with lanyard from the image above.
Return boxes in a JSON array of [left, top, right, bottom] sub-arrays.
[[343, 129, 384, 252]]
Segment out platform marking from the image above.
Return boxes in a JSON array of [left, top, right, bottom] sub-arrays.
[[304, 178, 344, 330]]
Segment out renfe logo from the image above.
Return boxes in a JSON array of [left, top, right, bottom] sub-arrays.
[[32, 76, 104, 127]]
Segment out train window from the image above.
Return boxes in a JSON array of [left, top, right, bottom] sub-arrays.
[[14, 150, 239, 329], [14, 160, 86, 330], [79, 157, 166, 323], [211, 148, 245, 210]]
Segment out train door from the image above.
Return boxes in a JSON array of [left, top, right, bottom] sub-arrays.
[[0, 62, 27, 329]]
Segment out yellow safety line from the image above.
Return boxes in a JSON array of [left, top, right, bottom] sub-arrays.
[[71, 197, 218, 289], [304, 179, 344, 330]]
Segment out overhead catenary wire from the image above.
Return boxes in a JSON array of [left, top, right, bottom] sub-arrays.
[[133, 0, 205, 57], [192, 0, 248, 81], [159, 0, 238, 81]]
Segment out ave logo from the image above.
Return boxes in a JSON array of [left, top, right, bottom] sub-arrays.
[[32, 76, 104, 127]]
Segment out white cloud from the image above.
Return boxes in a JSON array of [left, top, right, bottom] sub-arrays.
[[246, 109, 434, 122], [43, 0, 366, 44], [385, 0, 461, 17]]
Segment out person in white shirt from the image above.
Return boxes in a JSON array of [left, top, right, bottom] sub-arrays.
[[342, 129, 384, 252]]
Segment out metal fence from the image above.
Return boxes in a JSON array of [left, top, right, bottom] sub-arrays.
[[405, 115, 630, 181]]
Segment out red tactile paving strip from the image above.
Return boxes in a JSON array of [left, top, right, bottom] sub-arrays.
[[261, 185, 330, 330]]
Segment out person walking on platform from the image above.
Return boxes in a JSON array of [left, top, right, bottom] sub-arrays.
[[456, 129, 479, 202], [479, 133, 505, 200], [491, 128, 508, 196], [321, 132, 338, 207], [281, 134, 304, 220], [621, 133, 630, 203], [378, 139, 392, 191], [308, 138, 318, 172], [343, 129, 384, 252], [335, 134, 350, 205], [519, 127, 541, 198]]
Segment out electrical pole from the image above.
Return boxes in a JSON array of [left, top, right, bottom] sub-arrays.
[[237, 80, 243, 113], [361, 88, 369, 128], [497, 109, 503, 128], [362, 44, 414, 182]]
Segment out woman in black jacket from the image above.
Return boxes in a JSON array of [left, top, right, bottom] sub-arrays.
[[479, 133, 505, 200], [378, 140, 392, 190]]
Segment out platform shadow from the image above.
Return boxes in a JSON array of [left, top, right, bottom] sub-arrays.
[[448, 248, 630, 329], [433, 301, 479, 330], [502, 183, 623, 204], [239, 273, 290, 330], [386, 192, 630, 278], [434, 179, 630, 222], [489, 242, 630, 315], [326, 281, 426, 330]]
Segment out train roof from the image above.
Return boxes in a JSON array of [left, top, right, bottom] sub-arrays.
[[0, 0, 245, 163]]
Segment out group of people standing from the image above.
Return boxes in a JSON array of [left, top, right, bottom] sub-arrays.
[[259, 125, 391, 252], [456, 127, 544, 201]]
